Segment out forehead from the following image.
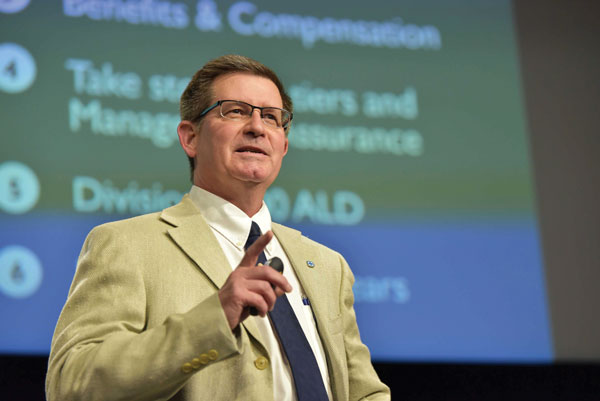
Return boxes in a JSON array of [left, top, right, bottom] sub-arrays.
[[211, 73, 283, 108]]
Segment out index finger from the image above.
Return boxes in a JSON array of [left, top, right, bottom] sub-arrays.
[[239, 230, 273, 267]]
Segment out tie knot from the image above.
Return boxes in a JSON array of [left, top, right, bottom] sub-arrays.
[[244, 221, 262, 250]]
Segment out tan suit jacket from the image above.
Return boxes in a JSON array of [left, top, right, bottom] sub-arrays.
[[46, 195, 390, 401]]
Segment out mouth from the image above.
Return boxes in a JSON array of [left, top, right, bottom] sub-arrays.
[[235, 146, 267, 156]]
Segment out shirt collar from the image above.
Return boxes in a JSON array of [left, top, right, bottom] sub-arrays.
[[189, 185, 273, 253]]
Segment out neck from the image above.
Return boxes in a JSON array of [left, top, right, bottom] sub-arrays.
[[195, 180, 266, 217]]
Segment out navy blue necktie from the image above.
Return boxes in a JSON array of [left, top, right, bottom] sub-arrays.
[[245, 221, 329, 401]]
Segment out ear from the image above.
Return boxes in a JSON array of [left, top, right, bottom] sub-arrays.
[[177, 120, 198, 158], [282, 136, 289, 156]]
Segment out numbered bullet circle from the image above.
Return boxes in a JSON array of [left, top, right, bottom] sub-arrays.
[[0, 43, 37, 93], [0, 0, 30, 14], [0, 245, 43, 299], [0, 161, 40, 214]]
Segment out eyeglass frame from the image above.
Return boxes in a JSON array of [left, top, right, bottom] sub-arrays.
[[194, 99, 293, 130]]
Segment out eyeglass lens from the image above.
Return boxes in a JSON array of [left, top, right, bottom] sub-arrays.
[[220, 101, 289, 128]]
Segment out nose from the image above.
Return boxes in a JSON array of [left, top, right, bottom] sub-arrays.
[[246, 108, 266, 136]]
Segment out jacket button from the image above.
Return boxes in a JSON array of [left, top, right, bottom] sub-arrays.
[[181, 363, 193, 373], [254, 356, 268, 370], [208, 349, 219, 361], [199, 353, 210, 365], [191, 358, 201, 369]]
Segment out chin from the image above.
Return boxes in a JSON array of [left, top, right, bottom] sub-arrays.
[[233, 169, 272, 184]]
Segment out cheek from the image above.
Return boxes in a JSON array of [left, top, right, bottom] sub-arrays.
[[199, 126, 231, 164]]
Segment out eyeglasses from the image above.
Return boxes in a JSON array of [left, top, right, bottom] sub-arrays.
[[196, 100, 293, 129]]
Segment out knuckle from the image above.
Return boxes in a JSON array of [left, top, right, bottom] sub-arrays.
[[230, 285, 245, 299], [259, 280, 271, 292]]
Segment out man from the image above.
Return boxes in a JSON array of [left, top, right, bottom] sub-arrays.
[[47, 55, 390, 401]]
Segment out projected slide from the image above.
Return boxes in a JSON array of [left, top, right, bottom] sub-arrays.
[[0, 0, 552, 362]]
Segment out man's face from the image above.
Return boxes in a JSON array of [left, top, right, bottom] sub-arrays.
[[192, 73, 289, 194]]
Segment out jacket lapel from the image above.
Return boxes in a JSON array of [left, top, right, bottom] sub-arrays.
[[273, 223, 345, 400], [160, 195, 264, 347], [272, 224, 327, 319]]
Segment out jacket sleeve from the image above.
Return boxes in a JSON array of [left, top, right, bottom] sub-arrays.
[[339, 254, 392, 401], [46, 223, 240, 401]]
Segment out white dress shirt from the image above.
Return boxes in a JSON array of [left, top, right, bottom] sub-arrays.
[[189, 186, 332, 401]]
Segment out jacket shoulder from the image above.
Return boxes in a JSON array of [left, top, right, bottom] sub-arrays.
[[88, 195, 196, 238], [271, 222, 345, 263], [90, 211, 164, 236]]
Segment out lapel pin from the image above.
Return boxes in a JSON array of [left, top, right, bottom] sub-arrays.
[[306, 260, 315, 268]]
